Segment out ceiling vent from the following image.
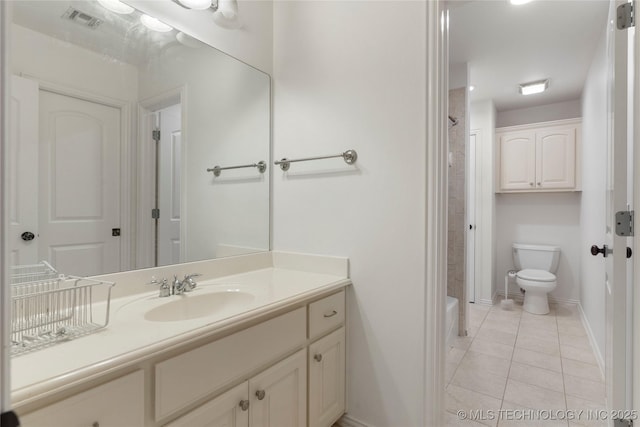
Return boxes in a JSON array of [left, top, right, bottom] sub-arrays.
[[62, 7, 103, 29]]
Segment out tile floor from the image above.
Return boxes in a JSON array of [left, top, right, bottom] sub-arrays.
[[445, 300, 606, 426]]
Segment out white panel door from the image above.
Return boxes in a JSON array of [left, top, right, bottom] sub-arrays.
[[39, 90, 121, 276], [536, 126, 576, 190], [157, 103, 182, 266], [600, 0, 632, 414], [250, 349, 306, 427], [499, 131, 536, 191], [9, 76, 39, 267], [466, 131, 478, 303], [308, 328, 345, 427], [164, 382, 249, 427]]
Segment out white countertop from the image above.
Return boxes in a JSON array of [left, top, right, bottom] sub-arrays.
[[11, 252, 350, 407]]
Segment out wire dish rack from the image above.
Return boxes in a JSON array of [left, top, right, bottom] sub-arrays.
[[10, 261, 116, 356]]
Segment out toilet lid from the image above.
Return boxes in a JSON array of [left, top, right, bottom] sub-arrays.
[[517, 269, 556, 282]]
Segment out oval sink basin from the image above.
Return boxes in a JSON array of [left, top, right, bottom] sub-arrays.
[[144, 291, 255, 322]]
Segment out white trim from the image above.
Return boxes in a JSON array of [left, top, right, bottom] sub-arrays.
[[634, 0, 640, 411], [0, 0, 10, 413], [337, 414, 370, 427], [424, 1, 448, 426], [576, 303, 605, 380], [21, 75, 134, 272], [495, 290, 580, 306]]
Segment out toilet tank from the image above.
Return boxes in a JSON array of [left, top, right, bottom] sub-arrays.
[[512, 243, 560, 273]]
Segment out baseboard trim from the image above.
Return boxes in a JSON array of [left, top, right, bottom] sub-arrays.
[[496, 290, 580, 306], [576, 303, 605, 379], [337, 414, 371, 427]]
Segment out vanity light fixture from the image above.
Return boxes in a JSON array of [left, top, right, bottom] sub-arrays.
[[171, 0, 241, 30], [510, 0, 533, 5], [519, 79, 549, 95], [97, 0, 134, 14], [176, 0, 213, 10], [469, 85, 475, 91], [140, 14, 174, 32]]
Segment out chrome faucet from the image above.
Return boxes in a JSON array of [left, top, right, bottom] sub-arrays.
[[173, 273, 202, 295], [147, 274, 202, 297], [147, 277, 172, 298]]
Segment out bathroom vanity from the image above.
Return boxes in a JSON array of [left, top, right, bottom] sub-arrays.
[[11, 252, 349, 427]]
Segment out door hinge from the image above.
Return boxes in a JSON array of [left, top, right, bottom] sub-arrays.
[[617, 2, 635, 29], [616, 210, 634, 236], [614, 418, 633, 427], [152, 208, 160, 219], [152, 129, 161, 142]]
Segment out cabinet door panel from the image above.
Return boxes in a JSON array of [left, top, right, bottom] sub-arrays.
[[499, 131, 536, 191], [19, 371, 144, 427], [536, 127, 576, 189], [309, 328, 345, 427], [164, 382, 249, 427], [250, 349, 306, 427]]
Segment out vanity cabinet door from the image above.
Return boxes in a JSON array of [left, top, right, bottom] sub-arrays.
[[19, 370, 144, 427], [249, 349, 307, 427], [164, 382, 249, 427], [308, 328, 345, 427], [536, 126, 576, 190]]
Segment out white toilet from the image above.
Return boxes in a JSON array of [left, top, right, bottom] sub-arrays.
[[512, 243, 561, 315]]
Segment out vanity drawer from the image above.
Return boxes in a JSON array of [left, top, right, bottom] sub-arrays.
[[155, 307, 306, 421], [308, 291, 345, 340], [19, 370, 144, 427]]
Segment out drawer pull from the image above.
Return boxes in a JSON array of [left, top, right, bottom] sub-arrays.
[[92, 423, 100, 427], [239, 400, 250, 411], [323, 310, 338, 318], [314, 353, 323, 362], [255, 390, 266, 400]]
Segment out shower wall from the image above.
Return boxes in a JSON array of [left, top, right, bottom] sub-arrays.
[[448, 87, 466, 336]]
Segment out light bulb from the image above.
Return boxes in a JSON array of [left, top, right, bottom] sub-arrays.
[[140, 14, 173, 33], [97, 0, 134, 14], [178, 0, 212, 10]]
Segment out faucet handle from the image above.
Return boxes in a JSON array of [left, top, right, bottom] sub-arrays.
[[184, 273, 202, 280], [147, 277, 171, 297]]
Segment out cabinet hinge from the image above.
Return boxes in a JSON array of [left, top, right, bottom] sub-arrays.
[[152, 208, 160, 219], [152, 129, 161, 142], [614, 419, 633, 427], [616, 210, 634, 236], [617, 2, 635, 29]]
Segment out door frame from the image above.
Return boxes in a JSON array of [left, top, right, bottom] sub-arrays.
[[22, 75, 134, 272], [633, 2, 640, 412], [137, 86, 187, 268], [466, 130, 480, 304]]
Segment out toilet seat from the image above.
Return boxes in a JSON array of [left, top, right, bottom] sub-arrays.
[[517, 269, 555, 282]]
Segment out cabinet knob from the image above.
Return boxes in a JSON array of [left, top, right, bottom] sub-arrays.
[[537, 182, 541, 186], [92, 423, 100, 427], [529, 182, 534, 186], [239, 399, 250, 411], [314, 353, 323, 362], [255, 389, 266, 400]]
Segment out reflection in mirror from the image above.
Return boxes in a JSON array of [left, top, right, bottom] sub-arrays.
[[8, 0, 270, 277]]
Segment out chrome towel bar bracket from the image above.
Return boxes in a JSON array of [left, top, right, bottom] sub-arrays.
[[207, 161, 267, 177], [274, 149, 358, 171]]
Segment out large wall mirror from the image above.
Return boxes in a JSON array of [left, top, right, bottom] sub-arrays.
[[8, 0, 270, 277]]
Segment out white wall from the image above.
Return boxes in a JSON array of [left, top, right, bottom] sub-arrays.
[[11, 24, 138, 102], [495, 192, 582, 302], [496, 99, 582, 128], [470, 100, 496, 304], [273, 2, 428, 426], [579, 24, 608, 358], [125, 0, 273, 74]]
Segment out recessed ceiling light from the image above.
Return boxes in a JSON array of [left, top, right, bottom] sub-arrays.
[[510, 0, 533, 5], [519, 79, 549, 95], [140, 14, 174, 32], [97, 0, 134, 14], [469, 85, 475, 92]]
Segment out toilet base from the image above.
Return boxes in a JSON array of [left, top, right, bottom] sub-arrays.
[[522, 290, 550, 315]]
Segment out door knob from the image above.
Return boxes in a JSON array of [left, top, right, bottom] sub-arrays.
[[590, 244, 610, 258], [627, 247, 633, 259], [21, 232, 35, 241]]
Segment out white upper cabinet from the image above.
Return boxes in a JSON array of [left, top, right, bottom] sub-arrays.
[[497, 119, 581, 192]]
